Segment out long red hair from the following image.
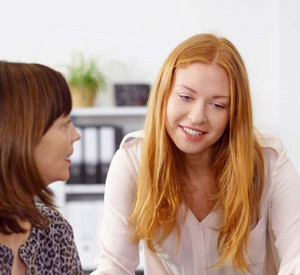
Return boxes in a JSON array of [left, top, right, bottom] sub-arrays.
[[129, 34, 264, 273]]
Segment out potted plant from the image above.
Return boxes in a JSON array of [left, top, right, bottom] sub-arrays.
[[66, 54, 106, 107]]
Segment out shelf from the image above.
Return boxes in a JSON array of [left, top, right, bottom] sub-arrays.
[[65, 184, 105, 194], [58, 107, 145, 273], [71, 106, 147, 117]]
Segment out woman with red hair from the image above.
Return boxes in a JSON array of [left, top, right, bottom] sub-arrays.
[[93, 34, 300, 275]]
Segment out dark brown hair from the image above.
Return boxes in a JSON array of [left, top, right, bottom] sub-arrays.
[[0, 61, 72, 234]]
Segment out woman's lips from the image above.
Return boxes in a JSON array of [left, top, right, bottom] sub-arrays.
[[181, 126, 207, 140]]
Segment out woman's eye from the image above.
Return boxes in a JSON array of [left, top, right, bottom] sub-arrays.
[[64, 120, 72, 128], [211, 103, 225, 109], [179, 94, 193, 101]]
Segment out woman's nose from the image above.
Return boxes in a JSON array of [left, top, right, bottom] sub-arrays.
[[72, 127, 81, 142], [188, 102, 207, 125]]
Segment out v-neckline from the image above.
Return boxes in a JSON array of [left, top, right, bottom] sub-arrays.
[[187, 206, 220, 228]]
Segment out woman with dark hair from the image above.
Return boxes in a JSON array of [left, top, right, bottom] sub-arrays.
[[0, 61, 83, 274], [92, 34, 300, 274]]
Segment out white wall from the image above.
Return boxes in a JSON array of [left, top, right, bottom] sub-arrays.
[[1, 0, 299, 173], [278, 0, 300, 173]]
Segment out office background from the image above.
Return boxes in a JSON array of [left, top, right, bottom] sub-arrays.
[[1, 0, 299, 168]]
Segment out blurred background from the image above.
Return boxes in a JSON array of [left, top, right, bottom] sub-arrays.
[[1, 0, 299, 172]]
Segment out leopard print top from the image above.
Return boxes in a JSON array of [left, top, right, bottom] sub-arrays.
[[0, 203, 83, 274]]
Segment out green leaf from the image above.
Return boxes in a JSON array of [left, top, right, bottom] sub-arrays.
[[66, 53, 106, 93]]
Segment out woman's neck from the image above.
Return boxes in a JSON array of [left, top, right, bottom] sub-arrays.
[[184, 149, 213, 178], [183, 149, 216, 200]]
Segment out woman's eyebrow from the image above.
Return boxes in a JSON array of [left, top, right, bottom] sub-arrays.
[[174, 84, 197, 94], [211, 95, 230, 99], [175, 85, 230, 99]]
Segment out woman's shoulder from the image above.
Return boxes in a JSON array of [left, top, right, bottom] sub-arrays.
[[103, 130, 144, 180], [119, 130, 144, 149], [257, 132, 285, 156], [36, 203, 64, 219], [36, 203, 72, 232], [109, 130, 144, 171], [256, 132, 292, 174]]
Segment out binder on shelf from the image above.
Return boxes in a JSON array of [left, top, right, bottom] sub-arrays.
[[68, 124, 123, 184], [98, 126, 123, 183], [68, 127, 84, 184], [83, 127, 99, 183]]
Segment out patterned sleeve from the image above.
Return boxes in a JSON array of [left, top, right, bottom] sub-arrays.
[[37, 203, 83, 275], [59, 218, 83, 275]]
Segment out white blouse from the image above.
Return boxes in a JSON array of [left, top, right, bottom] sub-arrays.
[[91, 131, 300, 275]]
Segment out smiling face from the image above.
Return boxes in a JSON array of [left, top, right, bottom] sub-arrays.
[[34, 115, 81, 184], [166, 62, 230, 161]]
